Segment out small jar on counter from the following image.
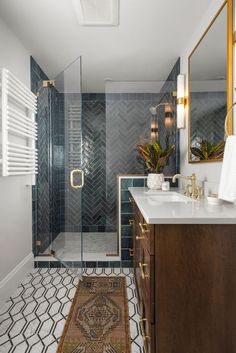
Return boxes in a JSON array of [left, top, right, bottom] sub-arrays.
[[161, 181, 170, 191]]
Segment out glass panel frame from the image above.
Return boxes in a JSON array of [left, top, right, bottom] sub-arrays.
[[51, 57, 84, 270]]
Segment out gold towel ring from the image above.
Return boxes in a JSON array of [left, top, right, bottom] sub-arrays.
[[224, 102, 235, 137]]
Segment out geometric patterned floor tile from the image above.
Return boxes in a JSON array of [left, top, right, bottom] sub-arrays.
[[0, 268, 144, 353]]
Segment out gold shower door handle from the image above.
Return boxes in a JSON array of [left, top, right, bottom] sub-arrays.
[[70, 169, 84, 189]]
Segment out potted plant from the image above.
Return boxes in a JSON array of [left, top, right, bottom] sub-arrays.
[[136, 141, 175, 190], [190, 139, 225, 161]]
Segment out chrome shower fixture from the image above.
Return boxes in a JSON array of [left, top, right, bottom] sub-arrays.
[[149, 102, 172, 115], [150, 106, 158, 115]]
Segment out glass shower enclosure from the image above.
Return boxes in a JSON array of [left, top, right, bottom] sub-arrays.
[[35, 57, 84, 270], [33, 55, 180, 269]]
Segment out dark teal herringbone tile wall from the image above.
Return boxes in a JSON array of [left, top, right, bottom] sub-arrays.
[[63, 94, 82, 232], [82, 94, 107, 231], [190, 91, 226, 159], [82, 90, 179, 232], [160, 58, 180, 172], [31, 57, 65, 254]]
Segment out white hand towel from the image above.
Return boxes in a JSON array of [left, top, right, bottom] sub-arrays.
[[218, 135, 236, 203]]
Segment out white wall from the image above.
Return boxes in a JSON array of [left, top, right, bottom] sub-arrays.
[[0, 16, 33, 285], [180, 0, 236, 186]]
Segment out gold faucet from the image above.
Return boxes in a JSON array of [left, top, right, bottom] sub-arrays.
[[172, 173, 198, 199]]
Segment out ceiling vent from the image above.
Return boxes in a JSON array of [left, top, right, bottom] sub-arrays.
[[73, 0, 119, 26]]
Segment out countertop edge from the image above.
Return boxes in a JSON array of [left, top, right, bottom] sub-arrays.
[[129, 187, 236, 225]]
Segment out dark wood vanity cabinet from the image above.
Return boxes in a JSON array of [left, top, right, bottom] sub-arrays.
[[130, 198, 155, 353], [130, 198, 236, 353]]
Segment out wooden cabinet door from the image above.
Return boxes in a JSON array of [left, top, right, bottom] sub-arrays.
[[132, 199, 156, 353], [140, 245, 155, 324], [155, 224, 236, 353], [140, 297, 156, 353]]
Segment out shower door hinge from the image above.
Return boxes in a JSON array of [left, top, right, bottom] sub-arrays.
[[36, 240, 41, 246], [42, 80, 55, 87]]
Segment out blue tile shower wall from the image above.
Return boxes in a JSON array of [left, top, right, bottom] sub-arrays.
[[82, 94, 107, 231], [105, 58, 180, 231], [82, 88, 180, 232], [31, 57, 50, 255], [51, 92, 65, 237], [31, 57, 65, 254], [63, 93, 82, 233]]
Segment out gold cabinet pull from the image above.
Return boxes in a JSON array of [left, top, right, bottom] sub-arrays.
[[139, 262, 149, 279], [140, 317, 150, 341], [70, 169, 84, 189], [139, 222, 149, 234], [136, 235, 145, 240], [129, 248, 134, 257], [129, 219, 134, 225]]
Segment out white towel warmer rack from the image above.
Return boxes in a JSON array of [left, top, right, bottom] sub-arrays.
[[0, 68, 38, 184]]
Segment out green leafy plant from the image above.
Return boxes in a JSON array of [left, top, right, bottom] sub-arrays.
[[190, 139, 225, 160], [136, 141, 175, 173]]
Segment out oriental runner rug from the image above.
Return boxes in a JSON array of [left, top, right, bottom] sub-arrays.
[[56, 276, 131, 353]]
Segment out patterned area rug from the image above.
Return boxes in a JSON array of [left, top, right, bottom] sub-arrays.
[[56, 276, 131, 353]]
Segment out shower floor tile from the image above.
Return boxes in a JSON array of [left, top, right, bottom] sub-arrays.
[[44, 232, 118, 261], [0, 268, 144, 353]]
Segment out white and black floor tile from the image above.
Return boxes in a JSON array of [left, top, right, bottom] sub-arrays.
[[0, 268, 144, 353]]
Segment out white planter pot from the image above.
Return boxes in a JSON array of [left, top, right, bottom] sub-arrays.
[[147, 173, 164, 190]]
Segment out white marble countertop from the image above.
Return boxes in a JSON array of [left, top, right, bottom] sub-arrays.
[[128, 187, 236, 224]]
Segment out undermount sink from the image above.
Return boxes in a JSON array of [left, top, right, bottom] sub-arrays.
[[144, 191, 195, 203]]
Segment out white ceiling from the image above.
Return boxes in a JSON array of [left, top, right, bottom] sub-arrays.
[[0, 0, 212, 92]]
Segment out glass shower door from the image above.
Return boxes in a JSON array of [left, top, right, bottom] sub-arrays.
[[50, 57, 84, 271]]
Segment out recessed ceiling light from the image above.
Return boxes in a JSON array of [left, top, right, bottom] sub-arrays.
[[73, 0, 119, 26]]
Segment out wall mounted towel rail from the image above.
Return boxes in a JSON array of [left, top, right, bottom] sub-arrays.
[[0, 68, 38, 184]]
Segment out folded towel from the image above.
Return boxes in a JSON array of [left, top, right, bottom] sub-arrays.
[[218, 135, 236, 203]]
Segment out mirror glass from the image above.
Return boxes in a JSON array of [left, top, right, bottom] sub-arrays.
[[188, 3, 228, 163]]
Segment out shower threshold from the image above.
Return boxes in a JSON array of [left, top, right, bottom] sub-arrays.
[[43, 232, 120, 262]]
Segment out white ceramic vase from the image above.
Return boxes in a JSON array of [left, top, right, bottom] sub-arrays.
[[147, 173, 164, 190]]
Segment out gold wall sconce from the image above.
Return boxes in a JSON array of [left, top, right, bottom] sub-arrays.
[[164, 105, 174, 128], [149, 102, 174, 139], [151, 120, 158, 140]]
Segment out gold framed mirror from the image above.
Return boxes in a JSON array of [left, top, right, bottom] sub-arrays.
[[188, 0, 233, 163]]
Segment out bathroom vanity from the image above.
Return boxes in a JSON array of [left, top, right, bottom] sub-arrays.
[[129, 187, 236, 353]]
